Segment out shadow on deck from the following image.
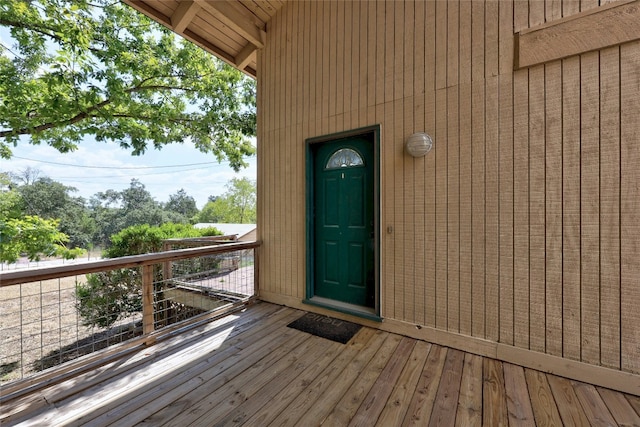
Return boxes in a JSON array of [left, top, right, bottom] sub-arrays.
[[2, 302, 639, 426]]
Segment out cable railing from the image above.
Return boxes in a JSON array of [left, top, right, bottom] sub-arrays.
[[0, 241, 260, 388]]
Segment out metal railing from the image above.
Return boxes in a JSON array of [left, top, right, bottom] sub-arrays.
[[0, 241, 260, 386]]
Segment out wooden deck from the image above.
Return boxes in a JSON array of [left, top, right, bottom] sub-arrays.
[[3, 302, 640, 426]]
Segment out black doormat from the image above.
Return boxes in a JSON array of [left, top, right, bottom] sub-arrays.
[[287, 312, 362, 344]]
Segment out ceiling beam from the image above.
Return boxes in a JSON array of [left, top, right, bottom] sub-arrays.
[[171, 1, 201, 33], [122, 0, 257, 79], [124, 0, 171, 27], [235, 42, 257, 70], [196, 0, 266, 48]]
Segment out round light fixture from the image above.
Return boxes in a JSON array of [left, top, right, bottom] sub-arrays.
[[405, 132, 433, 157]]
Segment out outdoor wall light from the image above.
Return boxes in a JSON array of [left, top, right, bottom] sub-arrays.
[[405, 132, 433, 157]]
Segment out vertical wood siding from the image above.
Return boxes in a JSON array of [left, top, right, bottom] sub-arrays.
[[257, 0, 640, 374]]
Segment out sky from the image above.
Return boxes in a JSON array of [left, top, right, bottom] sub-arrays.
[[0, 19, 256, 210], [3, 137, 257, 209]]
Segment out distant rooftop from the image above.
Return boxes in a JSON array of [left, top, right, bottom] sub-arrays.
[[194, 223, 256, 240]]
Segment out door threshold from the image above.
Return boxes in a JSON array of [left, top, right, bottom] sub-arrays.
[[303, 296, 382, 322]]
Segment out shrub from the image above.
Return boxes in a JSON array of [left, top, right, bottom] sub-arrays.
[[75, 223, 221, 328], [75, 269, 142, 328]]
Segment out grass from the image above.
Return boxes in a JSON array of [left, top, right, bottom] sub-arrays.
[[0, 258, 255, 383], [0, 275, 141, 382]]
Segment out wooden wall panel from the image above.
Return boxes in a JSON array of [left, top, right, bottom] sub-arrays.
[[470, 0, 485, 340], [312, 0, 321, 135], [284, 3, 293, 298], [458, 0, 472, 338], [383, 1, 395, 319], [498, 0, 514, 346], [564, 0, 580, 16], [544, 61, 563, 357], [327, 1, 336, 125], [366, 3, 376, 120], [294, 1, 304, 298], [485, 74, 499, 342], [530, 0, 546, 25], [528, 64, 546, 354], [342, 2, 352, 123], [435, 1, 447, 90], [621, 40, 640, 374], [445, 0, 460, 335], [447, 84, 459, 333], [333, 1, 342, 121], [357, 3, 368, 123], [258, 0, 640, 376], [404, 1, 416, 324], [352, 1, 362, 123], [412, 0, 426, 327], [580, 51, 600, 366], [256, 29, 265, 297], [561, 56, 581, 362], [277, 2, 285, 293], [513, 0, 530, 352], [599, 46, 621, 370], [424, 0, 437, 329], [393, 2, 406, 320], [512, 68, 529, 351], [485, 1, 500, 342], [435, 87, 448, 330]]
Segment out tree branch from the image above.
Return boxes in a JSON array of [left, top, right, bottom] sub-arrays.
[[128, 84, 198, 94], [0, 84, 197, 138], [0, 99, 111, 137], [0, 18, 104, 55], [110, 114, 196, 124], [0, 18, 59, 42]]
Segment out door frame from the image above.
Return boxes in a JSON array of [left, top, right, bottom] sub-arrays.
[[304, 125, 381, 321]]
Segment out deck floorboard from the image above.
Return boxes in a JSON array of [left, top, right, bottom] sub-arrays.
[[3, 302, 639, 426]]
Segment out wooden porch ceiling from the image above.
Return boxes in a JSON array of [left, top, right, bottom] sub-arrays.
[[123, 0, 286, 78], [3, 302, 640, 426]]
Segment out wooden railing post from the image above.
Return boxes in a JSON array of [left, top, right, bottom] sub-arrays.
[[162, 241, 173, 282], [142, 264, 156, 344], [253, 246, 259, 297]]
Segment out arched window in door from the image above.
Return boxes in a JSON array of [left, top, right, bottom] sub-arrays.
[[325, 148, 364, 170]]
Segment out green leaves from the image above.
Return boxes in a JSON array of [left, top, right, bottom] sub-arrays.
[[196, 177, 256, 224], [75, 222, 222, 328], [0, 0, 256, 170], [0, 215, 79, 263], [0, 174, 83, 262]]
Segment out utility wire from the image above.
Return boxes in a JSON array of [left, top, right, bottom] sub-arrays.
[[10, 155, 229, 170], [54, 165, 216, 179], [0, 42, 22, 59]]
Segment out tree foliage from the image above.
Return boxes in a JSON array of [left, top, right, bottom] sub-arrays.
[[89, 179, 172, 246], [17, 175, 95, 247], [0, 173, 83, 262], [0, 173, 23, 219], [103, 222, 220, 258], [0, 0, 256, 169], [196, 177, 256, 223], [164, 189, 198, 220], [0, 215, 82, 263], [75, 222, 221, 328], [1, 168, 254, 263]]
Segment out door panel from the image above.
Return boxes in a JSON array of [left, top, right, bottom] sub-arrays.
[[323, 177, 340, 225], [312, 137, 374, 307], [347, 242, 365, 287], [323, 240, 340, 283]]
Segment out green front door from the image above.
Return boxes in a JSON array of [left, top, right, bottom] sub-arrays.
[[312, 137, 374, 307]]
